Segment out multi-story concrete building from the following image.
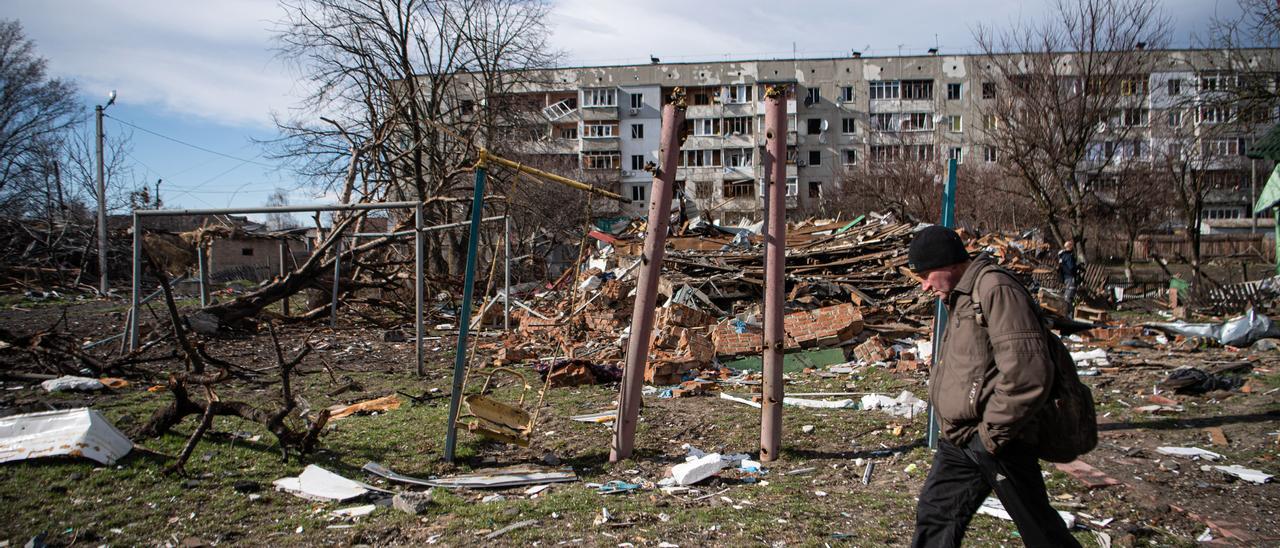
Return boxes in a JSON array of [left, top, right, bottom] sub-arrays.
[[497, 50, 1278, 227]]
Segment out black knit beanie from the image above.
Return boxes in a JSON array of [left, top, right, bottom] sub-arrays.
[[908, 225, 970, 272]]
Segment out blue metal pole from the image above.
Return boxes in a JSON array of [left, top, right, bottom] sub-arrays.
[[444, 165, 488, 462], [928, 159, 959, 450]]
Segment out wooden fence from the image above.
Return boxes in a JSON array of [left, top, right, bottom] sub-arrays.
[[1091, 234, 1274, 263]]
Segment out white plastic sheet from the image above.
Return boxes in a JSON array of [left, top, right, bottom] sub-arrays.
[[40, 376, 104, 392], [0, 408, 132, 465]]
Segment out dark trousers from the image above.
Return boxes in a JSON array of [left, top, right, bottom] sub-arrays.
[[912, 437, 1080, 548], [1062, 276, 1078, 316]]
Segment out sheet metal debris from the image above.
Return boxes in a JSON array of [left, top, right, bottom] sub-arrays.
[[0, 407, 132, 465], [363, 461, 577, 489]]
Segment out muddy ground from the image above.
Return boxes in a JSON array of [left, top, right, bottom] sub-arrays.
[[0, 293, 1277, 547]]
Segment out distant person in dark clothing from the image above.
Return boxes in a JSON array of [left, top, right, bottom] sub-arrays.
[[1057, 241, 1080, 316]]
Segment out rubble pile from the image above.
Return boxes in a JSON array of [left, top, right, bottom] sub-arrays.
[[479, 214, 1072, 390]]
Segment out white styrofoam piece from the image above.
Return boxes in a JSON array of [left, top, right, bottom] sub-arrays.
[[0, 407, 132, 465], [1156, 446, 1223, 461], [1213, 465, 1273, 484], [672, 453, 726, 486], [273, 465, 371, 501]]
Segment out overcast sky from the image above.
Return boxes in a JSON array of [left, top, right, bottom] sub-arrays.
[[6, 0, 1246, 211]]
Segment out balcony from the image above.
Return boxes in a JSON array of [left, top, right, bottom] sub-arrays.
[[579, 138, 620, 152], [542, 100, 578, 122]]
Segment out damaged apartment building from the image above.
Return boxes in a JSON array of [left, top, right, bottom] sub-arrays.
[[463, 49, 1279, 228]]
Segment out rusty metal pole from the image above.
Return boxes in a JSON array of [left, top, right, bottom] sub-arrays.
[[610, 89, 686, 462], [761, 86, 788, 462]]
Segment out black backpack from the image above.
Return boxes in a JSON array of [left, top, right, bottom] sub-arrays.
[[972, 264, 1098, 463]]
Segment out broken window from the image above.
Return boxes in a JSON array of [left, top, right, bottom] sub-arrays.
[[843, 149, 858, 165], [947, 115, 962, 133], [869, 81, 900, 100], [807, 118, 823, 135], [983, 115, 999, 130], [630, 184, 647, 202], [840, 86, 854, 102], [1203, 138, 1243, 157], [1200, 73, 1235, 91], [786, 177, 799, 197], [807, 150, 822, 166], [241, 248, 254, 256], [981, 82, 996, 99], [692, 118, 721, 136], [679, 149, 721, 167], [559, 126, 578, 139], [1121, 108, 1148, 127], [582, 88, 617, 107], [725, 148, 753, 167], [1167, 79, 1183, 96], [983, 146, 997, 163], [808, 181, 822, 198], [727, 84, 753, 104], [1198, 105, 1234, 124], [947, 83, 962, 100], [841, 118, 855, 134], [723, 180, 756, 198], [786, 146, 798, 164], [630, 93, 644, 109], [694, 181, 713, 199], [631, 155, 645, 171], [1167, 110, 1183, 127], [724, 116, 752, 135], [872, 113, 894, 131], [1120, 77, 1149, 96], [583, 122, 617, 138], [948, 147, 963, 164], [631, 124, 644, 138], [902, 112, 933, 131], [901, 80, 933, 100], [582, 151, 620, 170], [870, 145, 899, 161], [805, 87, 821, 106]]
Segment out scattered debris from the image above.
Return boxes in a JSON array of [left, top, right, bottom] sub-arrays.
[[273, 465, 384, 502], [1213, 465, 1273, 484], [0, 408, 133, 465], [977, 496, 1075, 529], [671, 453, 728, 486], [364, 461, 578, 489], [40, 376, 104, 392], [484, 519, 537, 540], [327, 395, 402, 420], [392, 490, 434, 515], [1156, 447, 1224, 461], [860, 391, 928, 418]]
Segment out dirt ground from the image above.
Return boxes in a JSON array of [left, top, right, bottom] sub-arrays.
[[0, 294, 1277, 547]]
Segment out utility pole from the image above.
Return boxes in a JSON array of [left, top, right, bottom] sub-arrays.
[[95, 90, 116, 296], [760, 85, 788, 461]]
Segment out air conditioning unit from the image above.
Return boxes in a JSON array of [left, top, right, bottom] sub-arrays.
[[803, 97, 814, 107], [629, 107, 640, 116], [797, 160, 808, 168]]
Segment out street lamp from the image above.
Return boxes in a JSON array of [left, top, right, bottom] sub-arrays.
[[96, 90, 116, 296]]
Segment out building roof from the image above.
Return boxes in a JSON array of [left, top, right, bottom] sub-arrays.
[[1246, 123, 1280, 161]]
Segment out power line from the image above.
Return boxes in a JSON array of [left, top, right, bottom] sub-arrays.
[[103, 113, 277, 169]]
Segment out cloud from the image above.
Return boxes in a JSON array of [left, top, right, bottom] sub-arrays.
[[10, 0, 296, 129]]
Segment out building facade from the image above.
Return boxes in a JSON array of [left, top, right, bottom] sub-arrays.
[[495, 50, 1278, 227]]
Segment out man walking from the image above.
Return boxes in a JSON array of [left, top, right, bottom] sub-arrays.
[[1058, 241, 1080, 316], [909, 226, 1079, 548]]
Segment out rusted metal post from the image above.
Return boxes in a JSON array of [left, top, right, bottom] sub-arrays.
[[761, 85, 788, 462], [196, 243, 210, 307], [610, 89, 686, 462]]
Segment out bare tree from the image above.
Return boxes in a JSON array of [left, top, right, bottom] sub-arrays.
[[263, 188, 300, 230], [0, 20, 83, 216], [972, 0, 1171, 252]]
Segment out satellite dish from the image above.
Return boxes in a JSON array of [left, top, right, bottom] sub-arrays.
[[106, 90, 117, 107], [820, 119, 829, 131]]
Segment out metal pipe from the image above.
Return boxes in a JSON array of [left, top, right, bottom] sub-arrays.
[[128, 212, 141, 350], [197, 244, 209, 307], [760, 86, 788, 462], [611, 90, 686, 462], [352, 215, 505, 238], [132, 201, 421, 217], [444, 165, 490, 462], [415, 203, 426, 377], [278, 240, 290, 317], [330, 235, 342, 328], [504, 215, 512, 333], [927, 158, 960, 450], [479, 149, 629, 203]]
